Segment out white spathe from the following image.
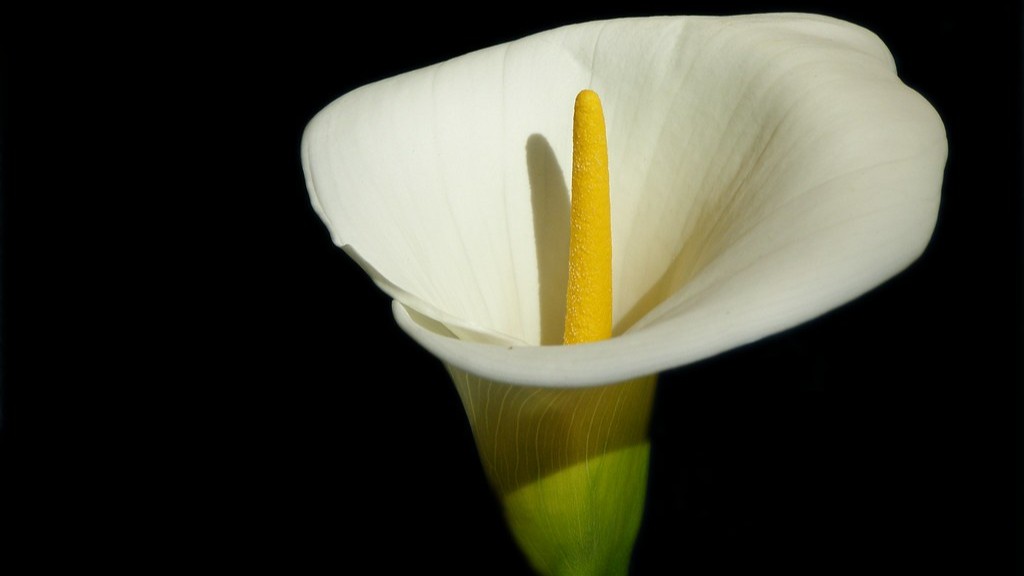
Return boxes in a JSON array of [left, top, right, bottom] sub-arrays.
[[302, 14, 946, 387]]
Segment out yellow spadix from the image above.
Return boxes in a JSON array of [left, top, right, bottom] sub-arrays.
[[564, 89, 613, 346]]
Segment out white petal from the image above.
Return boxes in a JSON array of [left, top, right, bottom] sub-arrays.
[[303, 14, 946, 387], [303, 33, 592, 345]]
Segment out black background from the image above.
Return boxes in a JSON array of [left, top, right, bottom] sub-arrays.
[[1, 2, 1020, 573]]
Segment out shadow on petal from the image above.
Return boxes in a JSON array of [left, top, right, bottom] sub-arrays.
[[527, 134, 570, 346]]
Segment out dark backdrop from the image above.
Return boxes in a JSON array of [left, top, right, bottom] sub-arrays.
[[1, 2, 1020, 573]]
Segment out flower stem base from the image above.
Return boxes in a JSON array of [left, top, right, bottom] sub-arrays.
[[503, 442, 650, 576], [446, 367, 657, 576]]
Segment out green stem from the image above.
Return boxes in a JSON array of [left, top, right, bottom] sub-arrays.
[[447, 367, 657, 576]]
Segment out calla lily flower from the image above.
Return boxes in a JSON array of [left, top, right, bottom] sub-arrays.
[[302, 13, 945, 576]]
